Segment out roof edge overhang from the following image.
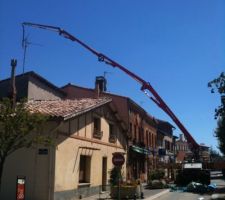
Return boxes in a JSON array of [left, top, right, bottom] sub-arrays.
[[63, 98, 112, 121]]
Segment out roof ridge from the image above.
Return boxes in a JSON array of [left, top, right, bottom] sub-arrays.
[[61, 83, 129, 99]]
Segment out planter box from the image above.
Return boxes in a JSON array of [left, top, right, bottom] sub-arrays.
[[110, 185, 138, 199]]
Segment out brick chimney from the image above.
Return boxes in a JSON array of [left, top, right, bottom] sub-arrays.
[[95, 76, 107, 98]]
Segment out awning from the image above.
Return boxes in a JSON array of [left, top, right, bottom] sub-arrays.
[[130, 145, 151, 155]]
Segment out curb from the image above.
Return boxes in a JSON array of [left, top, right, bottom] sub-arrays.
[[144, 189, 170, 200]]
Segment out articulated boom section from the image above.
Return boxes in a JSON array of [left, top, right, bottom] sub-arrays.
[[22, 22, 200, 155], [141, 83, 199, 150]]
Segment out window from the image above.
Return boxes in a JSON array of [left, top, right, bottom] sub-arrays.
[[138, 127, 142, 142], [79, 155, 91, 183], [93, 117, 102, 139], [38, 148, 48, 155], [165, 141, 171, 151], [129, 123, 132, 134], [109, 124, 113, 136], [146, 131, 149, 147], [134, 125, 137, 140], [152, 134, 154, 148], [94, 117, 101, 132], [109, 123, 116, 143], [149, 133, 152, 147]]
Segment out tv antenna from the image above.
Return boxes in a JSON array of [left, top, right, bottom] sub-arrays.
[[22, 26, 42, 73], [103, 71, 112, 79]]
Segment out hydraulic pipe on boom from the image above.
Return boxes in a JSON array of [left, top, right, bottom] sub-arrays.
[[22, 22, 200, 157]]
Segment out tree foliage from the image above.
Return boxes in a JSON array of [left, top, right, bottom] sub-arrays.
[[209, 146, 223, 161], [0, 98, 52, 189], [208, 72, 225, 155], [214, 117, 225, 155], [109, 166, 122, 186]]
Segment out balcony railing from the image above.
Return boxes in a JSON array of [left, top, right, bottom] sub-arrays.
[[166, 150, 174, 156], [109, 134, 117, 143], [93, 130, 103, 139]]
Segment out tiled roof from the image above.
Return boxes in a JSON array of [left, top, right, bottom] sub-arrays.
[[26, 97, 111, 120]]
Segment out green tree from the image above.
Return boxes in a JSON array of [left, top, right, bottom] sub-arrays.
[[109, 166, 122, 186], [209, 146, 222, 161], [214, 117, 225, 155], [0, 98, 51, 190], [208, 72, 225, 155]]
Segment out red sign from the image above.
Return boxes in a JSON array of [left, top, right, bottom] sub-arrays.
[[112, 153, 125, 166], [16, 177, 25, 200]]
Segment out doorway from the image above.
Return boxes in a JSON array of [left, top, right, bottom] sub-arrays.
[[102, 157, 107, 191]]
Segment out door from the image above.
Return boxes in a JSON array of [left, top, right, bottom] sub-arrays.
[[102, 157, 107, 191]]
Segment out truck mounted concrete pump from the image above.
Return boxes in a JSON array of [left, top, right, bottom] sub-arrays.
[[22, 22, 200, 159]]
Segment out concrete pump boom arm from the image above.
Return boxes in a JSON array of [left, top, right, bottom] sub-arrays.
[[22, 22, 199, 150]]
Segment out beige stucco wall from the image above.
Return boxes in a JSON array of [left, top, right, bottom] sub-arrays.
[[28, 77, 63, 100], [54, 108, 127, 194], [0, 146, 55, 200], [54, 136, 126, 191], [0, 121, 58, 200]]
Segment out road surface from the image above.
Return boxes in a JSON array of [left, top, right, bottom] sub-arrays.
[[152, 171, 225, 200]]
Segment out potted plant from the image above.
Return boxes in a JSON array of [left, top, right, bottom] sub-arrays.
[[147, 169, 167, 189], [109, 167, 138, 199]]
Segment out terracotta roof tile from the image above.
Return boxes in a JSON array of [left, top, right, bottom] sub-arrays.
[[26, 97, 111, 120]]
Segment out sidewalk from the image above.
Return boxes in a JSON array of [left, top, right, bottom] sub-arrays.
[[82, 186, 169, 200]]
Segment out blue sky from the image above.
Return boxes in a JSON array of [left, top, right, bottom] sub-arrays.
[[0, 0, 225, 151]]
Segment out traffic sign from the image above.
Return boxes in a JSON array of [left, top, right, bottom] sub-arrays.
[[112, 152, 125, 166]]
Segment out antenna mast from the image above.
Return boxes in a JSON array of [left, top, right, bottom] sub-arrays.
[[22, 25, 42, 73]]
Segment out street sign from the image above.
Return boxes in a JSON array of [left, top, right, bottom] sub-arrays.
[[112, 152, 125, 166]]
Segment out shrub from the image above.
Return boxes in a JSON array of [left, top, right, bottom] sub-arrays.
[[109, 167, 122, 186], [149, 169, 165, 181], [148, 180, 168, 189]]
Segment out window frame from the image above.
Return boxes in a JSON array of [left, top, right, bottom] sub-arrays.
[[93, 116, 103, 139], [79, 155, 91, 184]]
